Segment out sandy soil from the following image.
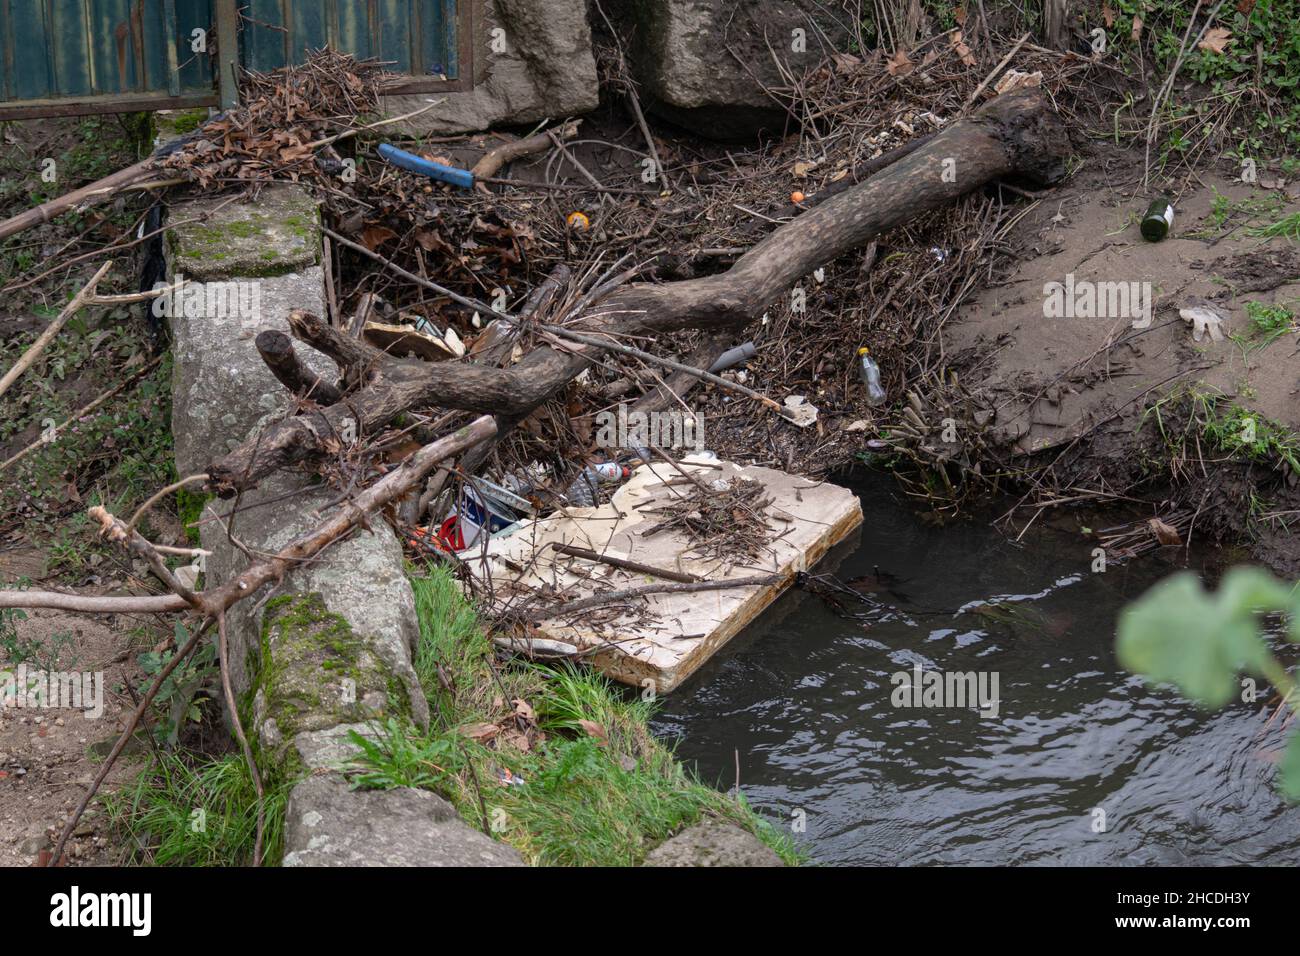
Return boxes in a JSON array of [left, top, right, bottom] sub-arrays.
[[949, 149, 1300, 458], [0, 608, 149, 866]]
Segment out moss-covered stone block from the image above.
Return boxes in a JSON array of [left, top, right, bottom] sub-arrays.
[[249, 592, 414, 769], [166, 184, 320, 281]]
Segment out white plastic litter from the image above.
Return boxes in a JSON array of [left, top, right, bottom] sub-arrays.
[[1179, 296, 1229, 343], [782, 394, 819, 427]]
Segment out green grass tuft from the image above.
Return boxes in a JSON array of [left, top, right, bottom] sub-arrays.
[[351, 565, 804, 866], [1250, 211, 1300, 242], [104, 751, 290, 867]]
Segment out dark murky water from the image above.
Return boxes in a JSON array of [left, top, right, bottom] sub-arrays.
[[651, 472, 1300, 865]]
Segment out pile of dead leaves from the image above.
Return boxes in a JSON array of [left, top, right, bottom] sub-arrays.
[[341, 174, 534, 294], [458, 696, 545, 754], [157, 49, 386, 189]]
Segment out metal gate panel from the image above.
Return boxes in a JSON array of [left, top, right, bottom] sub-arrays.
[[0, 0, 469, 119], [239, 0, 464, 87], [0, 0, 216, 118]]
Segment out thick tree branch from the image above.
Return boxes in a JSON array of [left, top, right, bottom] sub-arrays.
[[0, 417, 496, 615], [0, 591, 189, 613], [256, 330, 344, 404], [209, 90, 1067, 494]]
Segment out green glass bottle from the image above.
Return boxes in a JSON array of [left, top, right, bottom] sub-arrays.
[[1141, 197, 1174, 241]]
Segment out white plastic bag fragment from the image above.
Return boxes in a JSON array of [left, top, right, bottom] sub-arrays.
[[1179, 296, 1229, 343], [782, 394, 819, 427]]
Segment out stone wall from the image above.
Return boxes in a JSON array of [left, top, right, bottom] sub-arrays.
[[378, 0, 856, 143], [384, 0, 599, 134], [604, 0, 852, 140], [165, 184, 521, 865]]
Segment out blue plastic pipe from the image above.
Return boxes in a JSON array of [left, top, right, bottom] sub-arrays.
[[376, 142, 476, 189]]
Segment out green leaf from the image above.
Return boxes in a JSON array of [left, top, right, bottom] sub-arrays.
[[1278, 731, 1300, 804], [1116, 568, 1284, 708]]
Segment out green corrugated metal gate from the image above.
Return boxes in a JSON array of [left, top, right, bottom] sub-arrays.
[[0, 0, 466, 120]]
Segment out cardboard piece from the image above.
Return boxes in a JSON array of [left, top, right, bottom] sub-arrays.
[[468, 456, 863, 691]]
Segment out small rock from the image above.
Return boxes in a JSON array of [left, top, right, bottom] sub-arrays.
[[18, 829, 49, 855], [644, 820, 785, 867]]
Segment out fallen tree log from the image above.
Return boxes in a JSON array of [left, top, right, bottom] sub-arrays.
[[207, 90, 1067, 494]]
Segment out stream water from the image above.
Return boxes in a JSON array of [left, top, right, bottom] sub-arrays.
[[651, 471, 1300, 866]]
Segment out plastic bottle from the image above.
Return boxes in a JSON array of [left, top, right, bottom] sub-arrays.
[[1141, 197, 1174, 241], [563, 462, 630, 507], [857, 347, 887, 405]]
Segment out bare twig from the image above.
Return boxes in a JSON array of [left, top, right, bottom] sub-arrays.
[[48, 617, 213, 865], [218, 612, 266, 865], [550, 542, 701, 583], [527, 573, 783, 621], [0, 261, 113, 402]]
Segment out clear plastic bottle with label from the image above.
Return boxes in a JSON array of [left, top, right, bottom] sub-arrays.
[[563, 462, 630, 506]]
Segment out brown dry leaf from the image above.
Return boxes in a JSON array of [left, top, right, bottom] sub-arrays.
[[578, 720, 608, 746], [950, 30, 977, 67], [1148, 517, 1182, 546], [994, 69, 1044, 95], [954, 4, 967, 26], [360, 225, 398, 251], [1198, 26, 1232, 53], [459, 722, 500, 743], [382, 437, 425, 463], [414, 229, 453, 254], [571, 412, 594, 447], [277, 142, 314, 163], [1131, 14, 1144, 41], [502, 729, 531, 752], [1103, 2, 1115, 26], [886, 49, 914, 76], [1237, 0, 1257, 12], [830, 51, 862, 74]]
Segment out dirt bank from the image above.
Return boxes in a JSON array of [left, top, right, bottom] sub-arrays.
[[943, 143, 1300, 569]]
